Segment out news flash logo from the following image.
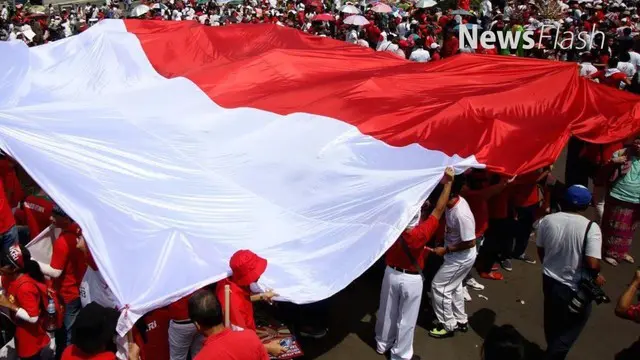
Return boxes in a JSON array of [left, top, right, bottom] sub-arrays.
[[458, 25, 606, 51]]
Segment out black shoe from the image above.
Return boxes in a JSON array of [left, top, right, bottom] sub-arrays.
[[298, 326, 327, 339], [456, 322, 468, 333], [410, 356, 421, 360]]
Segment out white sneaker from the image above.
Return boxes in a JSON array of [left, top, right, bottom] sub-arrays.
[[465, 277, 485, 291], [463, 286, 472, 302]]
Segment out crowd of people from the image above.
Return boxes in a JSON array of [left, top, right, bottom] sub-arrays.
[[0, 0, 639, 359], [1, 0, 640, 92]]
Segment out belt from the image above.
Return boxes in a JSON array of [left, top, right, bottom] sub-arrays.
[[172, 319, 193, 325], [390, 265, 420, 275]]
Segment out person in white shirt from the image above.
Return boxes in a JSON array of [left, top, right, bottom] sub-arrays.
[[409, 39, 431, 62], [536, 185, 605, 360], [627, 50, 640, 71], [429, 177, 478, 338], [346, 26, 358, 44], [481, 0, 493, 18], [618, 52, 637, 79], [1, 5, 8, 21], [579, 55, 598, 78], [397, 18, 410, 38]]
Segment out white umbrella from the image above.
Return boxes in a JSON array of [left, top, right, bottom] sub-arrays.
[[130, 4, 150, 17], [343, 14, 370, 25], [340, 4, 361, 14], [371, 3, 392, 13], [415, 0, 437, 8]]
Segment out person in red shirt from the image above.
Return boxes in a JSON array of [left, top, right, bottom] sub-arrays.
[[510, 169, 549, 266], [216, 250, 283, 357], [189, 289, 269, 360], [589, 57, 631, 88], [463, 170, 515, 281], [132, 307, 171, 360], [442, 31, 459, 58], [0, 175, 18, 253], [0, 244, 51, 360], [167, 295, 203, 360], [22, 191, 54, 242], [37, 204, 85, 356], [375, 167, 454, 360], [0, 157, 25, 209], [61, 302, 119, 360]]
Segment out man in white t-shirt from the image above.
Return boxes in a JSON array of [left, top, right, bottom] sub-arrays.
[[429, 177, 477, 338], [578, 53, 597, 77], [409, 39, 431, 63], [536, 185, 605, 360], [627, 50, 640, 72]]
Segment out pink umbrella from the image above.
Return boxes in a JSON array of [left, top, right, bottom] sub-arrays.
[[371, 3, 392, 12], [312, 13, 336, 21], [343, 14, 370, 25]]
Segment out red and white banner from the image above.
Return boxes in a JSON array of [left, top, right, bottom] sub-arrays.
[[0, 20, 637, 331]]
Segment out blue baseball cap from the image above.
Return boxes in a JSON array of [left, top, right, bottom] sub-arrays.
[[565, 185, 592, 207]]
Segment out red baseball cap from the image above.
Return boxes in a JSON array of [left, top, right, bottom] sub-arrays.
[[230, 250, 267, 286]]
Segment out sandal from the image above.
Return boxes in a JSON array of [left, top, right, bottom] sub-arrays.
[[604, 257, 619, 266], [479, 271, 504, 280], [623, 254, 635, 264]]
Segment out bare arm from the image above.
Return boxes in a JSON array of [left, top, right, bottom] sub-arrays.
[[431, 167, 455, 220], [615, 271, 640, 320], [446, 239, 477, 253], [537, 246, 545, 264]]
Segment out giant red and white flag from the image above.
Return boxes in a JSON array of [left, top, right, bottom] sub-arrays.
[[0, 20, 638, 330]]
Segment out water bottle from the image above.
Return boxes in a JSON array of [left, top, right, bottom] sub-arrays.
[[46, 298, 57, 332]]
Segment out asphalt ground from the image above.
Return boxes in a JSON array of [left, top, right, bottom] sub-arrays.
[[294, 147, 640, 360]]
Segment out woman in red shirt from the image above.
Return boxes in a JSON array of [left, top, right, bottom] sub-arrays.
[[0, 244, 50, 360]]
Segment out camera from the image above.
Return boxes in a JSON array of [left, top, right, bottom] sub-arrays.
[[569, 278, 610, 314]]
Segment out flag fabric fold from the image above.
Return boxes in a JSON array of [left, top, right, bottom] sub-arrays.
[[0, 19, 637, 331]]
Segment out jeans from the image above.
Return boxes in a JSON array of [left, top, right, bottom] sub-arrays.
[[0, 225, 19, 253], [55, 298, 82, 360], [542, 275, 592, 360], [513, 205, 536, 258]]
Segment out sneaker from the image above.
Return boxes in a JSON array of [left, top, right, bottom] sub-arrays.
[[298, 326, 328, 339], [429, 323, 455, 338], [516, 254, 537, 264], [479, 271, 504, 280], [491, 263, 499, 272], [456, 322, 469, 333], [500, 259, 513, 272], [462, 286, 472, 302], [465, 277, 485, 291]]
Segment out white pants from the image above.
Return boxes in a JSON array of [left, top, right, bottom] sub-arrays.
[[375, 266, 423, 360], [431, 251, 475, 332], [168, 320, 204, 360], [593, 185, 606, 224]]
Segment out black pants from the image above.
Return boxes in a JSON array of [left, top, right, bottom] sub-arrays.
[[477, 218, 512, 272], [20, 353, 42, 360], [277, 299, 330, 330], [542, 275, 592, 360], [513, 206, 536, 258], [565, 137, 589, 187]]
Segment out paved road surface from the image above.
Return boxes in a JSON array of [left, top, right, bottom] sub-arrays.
[[296, 147, 640, 360]]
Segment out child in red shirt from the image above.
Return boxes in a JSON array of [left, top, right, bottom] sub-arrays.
[[0, 244, 50, 360]]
